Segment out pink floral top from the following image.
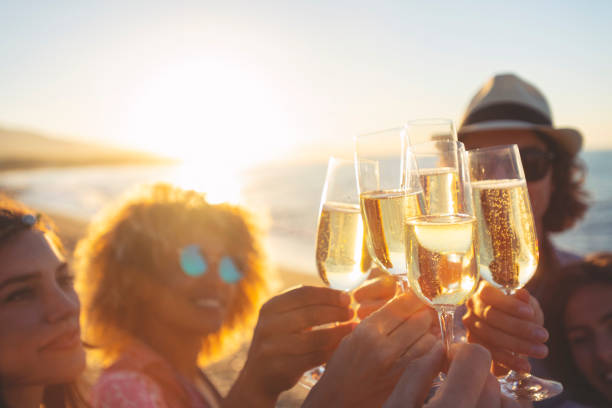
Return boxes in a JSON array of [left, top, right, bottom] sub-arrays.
[[92, 340, 221, 408], [93, 370, 168, 408]]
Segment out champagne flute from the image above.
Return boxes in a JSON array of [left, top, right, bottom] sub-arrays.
[[467, 144, 563, 401], [354, 127, 424, 292], [406, 118, 460, 218], [405, 118, 457, 146], [300, 157, 372, 389], [406, 140, 479, 360]]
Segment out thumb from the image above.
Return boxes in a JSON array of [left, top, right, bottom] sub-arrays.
[[429, 343, 492, 408], [475, 374, 502, 408], [383, 341, 445, 408]]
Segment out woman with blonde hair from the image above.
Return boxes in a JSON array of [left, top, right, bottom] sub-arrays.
[[77, 183, 354, 407]]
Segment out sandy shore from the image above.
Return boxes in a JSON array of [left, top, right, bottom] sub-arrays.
[[47, 211, 318, 407]]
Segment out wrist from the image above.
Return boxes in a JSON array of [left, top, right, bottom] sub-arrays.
[[302, 377, 345, 408], [224, 369, 277, 408]]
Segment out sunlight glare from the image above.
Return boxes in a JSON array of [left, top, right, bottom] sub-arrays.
[[120, 56, 292, 170], [168, 161, 242, 205]]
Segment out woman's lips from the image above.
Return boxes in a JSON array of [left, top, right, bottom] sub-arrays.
[[40, 328, 81, 351], [194, 298, 222, 309]]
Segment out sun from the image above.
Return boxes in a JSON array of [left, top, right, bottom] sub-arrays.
[[117, 56, 292, 202]]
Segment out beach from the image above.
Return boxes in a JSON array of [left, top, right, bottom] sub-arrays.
[[2, 149, 611, 406]]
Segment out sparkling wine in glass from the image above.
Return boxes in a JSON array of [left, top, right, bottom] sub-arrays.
[[406, 140, 479, 360], [355, 128, 425, 292], [300, 157, 371, 389], [468, 144, 563, 401]]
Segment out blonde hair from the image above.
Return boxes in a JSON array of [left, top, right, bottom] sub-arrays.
[[75, 183, 268, 366]]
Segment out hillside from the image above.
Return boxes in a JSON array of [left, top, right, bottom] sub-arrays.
[[0, 126, 175, 170]]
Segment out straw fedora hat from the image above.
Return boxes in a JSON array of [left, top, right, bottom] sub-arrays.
[[458, 73, 582, 155]]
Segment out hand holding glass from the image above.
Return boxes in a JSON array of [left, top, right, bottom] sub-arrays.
[[468, 144, 562, 401], [300, 157, 371, 389]]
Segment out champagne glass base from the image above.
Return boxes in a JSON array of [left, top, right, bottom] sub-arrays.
[[299, 365, 326, 390], [499, 372, 563, 401], [431, 372, 445, 388]]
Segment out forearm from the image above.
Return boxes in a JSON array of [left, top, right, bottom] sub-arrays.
[[223, 370, 277, 408], [301, 377, 345, 408]]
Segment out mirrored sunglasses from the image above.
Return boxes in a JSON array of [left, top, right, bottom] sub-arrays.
[[179, 244, 243, 284], [519, 147, 554, 182]]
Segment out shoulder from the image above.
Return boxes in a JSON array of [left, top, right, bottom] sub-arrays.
[[92, 370, 168, 408]]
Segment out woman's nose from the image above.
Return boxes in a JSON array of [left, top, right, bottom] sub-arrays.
[[594, 331, 612, 363], [44, 285, 79, 324], [193, 261, 224, 287]]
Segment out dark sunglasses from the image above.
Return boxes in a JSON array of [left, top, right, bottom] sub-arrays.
[[519, 147, 554, 182]]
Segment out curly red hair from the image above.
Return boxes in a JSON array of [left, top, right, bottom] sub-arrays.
[[75, 183, 268, 366]]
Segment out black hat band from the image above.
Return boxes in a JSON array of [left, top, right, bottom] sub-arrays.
[[463, 103, 553, 127]]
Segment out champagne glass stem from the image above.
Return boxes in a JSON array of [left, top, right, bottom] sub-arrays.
[[437, 306, 455, 356], [348, 291, 360, 323], [501, 287, 530, 385], [397, 276, 410, 294], [431, 306, 455, 386], [504, 367, 529, 382]]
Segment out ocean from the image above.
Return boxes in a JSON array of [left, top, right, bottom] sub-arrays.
[[1, 151, 611, 274]]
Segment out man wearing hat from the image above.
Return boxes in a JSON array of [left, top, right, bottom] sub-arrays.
[[460, 74, 590, 388], [459, 73, 587, 256]]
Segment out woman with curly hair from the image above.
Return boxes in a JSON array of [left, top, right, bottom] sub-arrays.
[[542, 253, 612, 407], [77, 183, 354, 407], [0, 196, 88, 407]]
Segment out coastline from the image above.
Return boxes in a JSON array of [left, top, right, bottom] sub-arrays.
[[0, 156, 177, 172]]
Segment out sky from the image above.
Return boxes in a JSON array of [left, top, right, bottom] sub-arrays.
[[0, 0, 611, 168]]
